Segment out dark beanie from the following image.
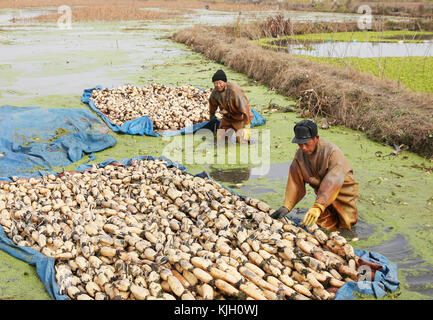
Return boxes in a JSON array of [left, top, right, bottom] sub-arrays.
[[212, 69, 227, 83]]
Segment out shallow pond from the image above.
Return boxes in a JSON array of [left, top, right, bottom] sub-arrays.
[[281, 41, 433, 58], [0, 8, 53, 25], [0, 8, 432, 300]]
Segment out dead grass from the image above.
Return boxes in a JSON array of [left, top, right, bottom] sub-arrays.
[[225, 14, 433, 41], [229, 16, 367, 40], [0, 0, 277, 12], [278, 0, 433, 18], [4, 0, 279, 22], [24, 6, 176, 22], [172, 25, 433, 157], [353, 1, 433, 18], [2, 0, 432, 18]]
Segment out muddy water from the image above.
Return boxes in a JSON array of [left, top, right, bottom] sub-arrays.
[[0, 7, 432, 300], [365, 235, 433, 297], [0, 27, 185, 99], [208, 162, 291, 188]]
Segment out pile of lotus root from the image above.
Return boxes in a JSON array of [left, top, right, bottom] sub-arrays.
[[0, 159, 380, 300]]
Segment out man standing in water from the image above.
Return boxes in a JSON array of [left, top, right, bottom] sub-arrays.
[[271, 119, 359, 231], [208, 69, 253, 144]]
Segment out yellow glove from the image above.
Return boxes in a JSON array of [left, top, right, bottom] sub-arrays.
[[302, 204, 325, 227], [242, 124, 251, 142]]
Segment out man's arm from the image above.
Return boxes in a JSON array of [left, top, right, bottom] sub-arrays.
[[283, 160, 306, 211], [209, 95, 218, 120], [315, 150, 345, 209], [302, 151, 345, 226], [271, 160, 305, 219], [232, 91, 253, 125]]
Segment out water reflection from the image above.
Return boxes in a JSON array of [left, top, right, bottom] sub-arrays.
[[209, 166, 252, 185], [209, 162, 290, 183]]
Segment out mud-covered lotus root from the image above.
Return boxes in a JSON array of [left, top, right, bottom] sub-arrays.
[[0, 159, 360, 300], [90, 84, 222, 130]]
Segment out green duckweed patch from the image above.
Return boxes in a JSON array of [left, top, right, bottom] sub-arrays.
[[297, 55, 433, 93], [0, 250, 51, 300]]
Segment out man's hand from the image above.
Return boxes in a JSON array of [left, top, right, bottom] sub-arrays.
[[241, 123, 251, 142], [302, 204, 324, 227], [270, 206, 289, 219]]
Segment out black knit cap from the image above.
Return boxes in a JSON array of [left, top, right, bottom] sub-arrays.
[[291, 119, 318, 144], [212, 69, 227, 83]]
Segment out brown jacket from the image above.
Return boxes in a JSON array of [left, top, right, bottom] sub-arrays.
[[284, 139, 359, 230], [209, 82, 253, 126]]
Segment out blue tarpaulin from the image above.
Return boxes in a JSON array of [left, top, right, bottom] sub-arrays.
[[81, 86, 267, 137], [334, 249, 400, 300], [0, 154, 399, 300], [0, 105, 117, 182], [0, 225, 69, 300]]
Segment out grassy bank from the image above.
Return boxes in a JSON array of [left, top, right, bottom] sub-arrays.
[[172, 25, 433, 158], [258, 30, 433, 44]]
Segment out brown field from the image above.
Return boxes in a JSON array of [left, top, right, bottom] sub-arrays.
[[172, 25, 433, 158], [22, 6, 178, 22], [273, 0, 433, 18], [2, 0, 433, 19], [3, 0, 282, 22], [0, 0, 278, 12]]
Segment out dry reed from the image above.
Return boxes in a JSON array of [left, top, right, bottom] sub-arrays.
[[26, 6, 176, 22], [0, 0, 277, 12], [5, 0, 279, 22]]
